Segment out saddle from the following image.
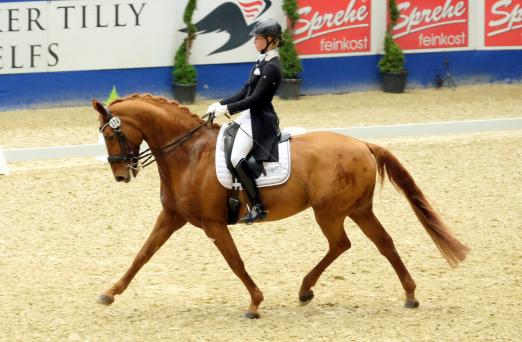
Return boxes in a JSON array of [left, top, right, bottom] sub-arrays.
[[215, 123, 292, 191]]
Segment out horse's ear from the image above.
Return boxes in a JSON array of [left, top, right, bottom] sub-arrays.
[[92, 99, 108, 117]]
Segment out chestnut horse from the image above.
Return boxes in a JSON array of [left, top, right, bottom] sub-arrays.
[[93, 94, 468, 319]]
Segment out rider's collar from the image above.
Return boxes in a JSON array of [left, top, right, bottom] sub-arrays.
[[257, 49, 279, 62], [264, 49, 279, 61]]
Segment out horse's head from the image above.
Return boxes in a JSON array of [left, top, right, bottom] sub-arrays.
[[92, 99, 144, 183]]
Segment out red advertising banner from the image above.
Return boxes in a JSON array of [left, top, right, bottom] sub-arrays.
[[293, 0, 371, 55], [485, 0, 522, 47], [392, 0, 469, 50]]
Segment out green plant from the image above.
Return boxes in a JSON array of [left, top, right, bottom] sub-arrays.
[[172, 0, 197, 84], [280, 0, 303, 79], [379, 0, 405, 73]]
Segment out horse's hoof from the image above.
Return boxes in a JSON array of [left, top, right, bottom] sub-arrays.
[[404, 299, 419, 308], [243, 311, 260, 319], [299, 290, 314, 305], [96, 294, 114, 306]]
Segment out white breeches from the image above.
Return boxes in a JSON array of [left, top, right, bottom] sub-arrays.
[[230, 110, 253, 167]]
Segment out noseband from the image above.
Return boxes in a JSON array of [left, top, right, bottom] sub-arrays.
[[99, 109, 144, 169], [99, 107, 213, 169]]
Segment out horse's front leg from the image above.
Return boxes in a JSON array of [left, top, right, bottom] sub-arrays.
[[204, 223, 264, 319], [97, 209, 186, 305]]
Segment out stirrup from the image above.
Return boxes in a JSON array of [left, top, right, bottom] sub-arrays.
[[239, 204, 267, 224]]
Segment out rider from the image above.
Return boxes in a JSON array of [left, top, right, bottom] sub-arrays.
[[207, 18, 283, 224]]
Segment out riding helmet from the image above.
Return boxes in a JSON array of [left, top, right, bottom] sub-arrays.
[[250, 18, 282, 39]]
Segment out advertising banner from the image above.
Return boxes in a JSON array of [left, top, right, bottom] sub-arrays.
[[2, 0, 520, 76], [0, 0, 182, 74], [0, 0, 284, 74], [189, 0, 283, 64], [393, 0, 469, 50], [485, 0, 522, 47], [292, 0, 372, 56]]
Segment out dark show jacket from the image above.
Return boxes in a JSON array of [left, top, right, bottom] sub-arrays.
[[220, 52, 282, 162]]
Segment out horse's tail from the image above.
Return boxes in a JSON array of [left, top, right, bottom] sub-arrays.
[[365, 142, 469, 267]]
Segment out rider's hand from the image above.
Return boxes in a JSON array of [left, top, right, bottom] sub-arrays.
[[214, 104, 229, 118], [206, 102, 220, 115]]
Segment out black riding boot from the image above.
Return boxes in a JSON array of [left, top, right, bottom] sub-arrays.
[[234, 158, 267, 224]]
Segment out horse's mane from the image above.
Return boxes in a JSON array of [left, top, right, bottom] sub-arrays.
[[109, 93, 220, 128]]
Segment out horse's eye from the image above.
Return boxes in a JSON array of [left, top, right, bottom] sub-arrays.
[[104, 134, 115, 141]]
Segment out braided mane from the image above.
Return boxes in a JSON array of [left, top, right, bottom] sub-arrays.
[[108, 93, 219, 128]]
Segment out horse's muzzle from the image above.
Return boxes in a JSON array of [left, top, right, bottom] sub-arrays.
[[115, 175, 130, 183]]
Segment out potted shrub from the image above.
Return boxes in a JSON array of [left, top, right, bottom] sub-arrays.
[[279, 0, 303, 100], [172, 0, 197, 103], [379, 0, 407, 93]]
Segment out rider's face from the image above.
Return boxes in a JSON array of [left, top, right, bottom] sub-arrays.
[[254, 35, 267, 52]]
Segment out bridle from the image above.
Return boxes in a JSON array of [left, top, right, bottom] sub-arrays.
[[99, 107, 214, 170]]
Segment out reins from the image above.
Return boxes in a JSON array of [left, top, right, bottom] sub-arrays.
[[100, 106, 286, 173], [135, 113, 213, 168]]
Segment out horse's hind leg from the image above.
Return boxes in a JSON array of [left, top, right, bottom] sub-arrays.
[[349, 209, 419, 308], [299, 211, 351, 305], [96, 210, 186, 305]]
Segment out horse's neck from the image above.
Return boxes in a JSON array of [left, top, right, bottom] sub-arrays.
[[122, 101, 204, 151], [120, 100, 217, 175], [154, 122, 218, 186]]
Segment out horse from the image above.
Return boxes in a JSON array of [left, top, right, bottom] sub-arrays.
[[93, 94, 469, 319]]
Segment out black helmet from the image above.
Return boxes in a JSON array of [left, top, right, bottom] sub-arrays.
[[250, 18, 282, 39]]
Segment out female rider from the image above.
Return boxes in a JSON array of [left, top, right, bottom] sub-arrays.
[[207, 18, 283, 224]]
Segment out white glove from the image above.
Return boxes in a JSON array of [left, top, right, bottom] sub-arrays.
[[206, 102, 220, 115], [214, 104, 229, 118]]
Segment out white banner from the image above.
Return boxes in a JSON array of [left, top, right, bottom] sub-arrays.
[[0, 0, 284, 75], [0, 0, 183, 74]]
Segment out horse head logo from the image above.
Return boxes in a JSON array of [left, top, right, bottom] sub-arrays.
[[180, 0, 272, 55]]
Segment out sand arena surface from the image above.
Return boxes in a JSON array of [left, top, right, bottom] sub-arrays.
[[0, 85, 521, 341]]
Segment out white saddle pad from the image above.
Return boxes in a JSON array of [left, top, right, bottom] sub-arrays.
[[215, 124, 292, 190]]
